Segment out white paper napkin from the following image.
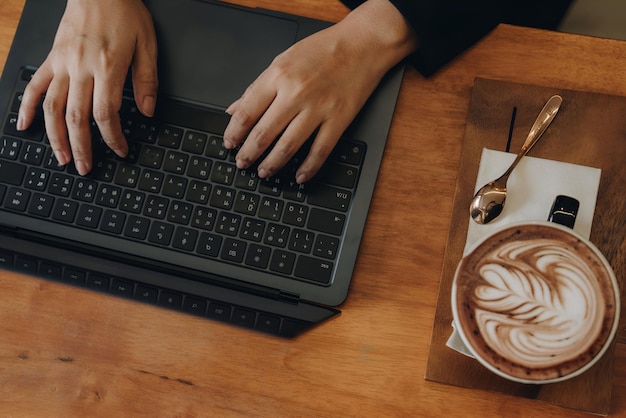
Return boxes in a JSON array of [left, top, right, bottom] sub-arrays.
[[446, 148, 602, 357]]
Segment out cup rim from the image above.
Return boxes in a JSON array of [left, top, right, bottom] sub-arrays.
[[451, 220, 621, 384]]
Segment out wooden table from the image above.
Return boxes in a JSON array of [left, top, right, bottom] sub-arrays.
[[1, 0, 624, 416]]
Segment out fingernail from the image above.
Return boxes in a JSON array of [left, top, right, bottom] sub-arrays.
[[296, 173, 307, 184], [75, 160, 90, 176], [258, 168, 268, 179], [223, 139, 234, 149], [113, 147, 128, 159], [16, 115, 24, 131], [54, 150, 70, 166], [142, 95, 156, 117]]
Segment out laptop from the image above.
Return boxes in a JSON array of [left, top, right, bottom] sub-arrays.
[[0, 0, 403, 337]]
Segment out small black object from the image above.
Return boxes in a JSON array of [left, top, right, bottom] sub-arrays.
[[548, 195, 580, 229]]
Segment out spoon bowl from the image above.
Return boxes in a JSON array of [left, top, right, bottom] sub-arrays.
[[470, 95, 563, 224]]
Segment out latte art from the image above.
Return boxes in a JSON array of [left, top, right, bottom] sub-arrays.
[[473, 239, 604, 369], [453, 223, 619, 383]]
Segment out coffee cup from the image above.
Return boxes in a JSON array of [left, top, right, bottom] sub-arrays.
[[451, 220, 620, 384]]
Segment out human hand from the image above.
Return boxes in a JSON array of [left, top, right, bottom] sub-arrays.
[[223, 0, 417, 183], [17, 0, 158, 175]]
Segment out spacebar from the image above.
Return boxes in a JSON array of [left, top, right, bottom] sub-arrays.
[[0, 160, 26, 186]]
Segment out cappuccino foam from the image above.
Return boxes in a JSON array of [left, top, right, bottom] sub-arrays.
[[454, 224, 617, 382]]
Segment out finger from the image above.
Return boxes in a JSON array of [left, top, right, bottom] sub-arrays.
[[92, 72, 127, 160], [132, 21, 158, 117], [41, 74, 72, 166], [65, 75, 95, 175], [233, 93, 302, 170], [255, 111, 318, 179], [223, 77, 276, 150], [295, 120, 348, 184], [18, 66, 52, 131]]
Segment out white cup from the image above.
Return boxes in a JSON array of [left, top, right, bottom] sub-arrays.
[[451, 221, 620, 384]]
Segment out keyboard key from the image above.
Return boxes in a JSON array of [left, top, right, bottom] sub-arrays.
[[172, 226, 198, 251], [316, 162, 358, 189], [135, 284, 158, 303], [48, 173, 73, 196], [220, 238, 246, 263], [52, 199, 78, 223], [138, 145, 164, 168], [232, 307, 256, 328], [39, 262, 62, 280], [0, 159, 26, 185], [256, 313, 281, 334], [331, 139, 365, 165], [137, 169, 164, 193], [269, 250, 295, 275], [24, 167, 49, 191], [239, 217, 265, 242], [4, 187, 30, 211], [313, 235, 340, 260], [158, 290, 183, 309], [162, 175, 187, 198], [163, 150, 188, 174], [288, 229, 314, 254], [205, 135, 228, 159], [282, 202, 307, 227], [0, 136, 21, 159], [148, 221, 174, 245], [207, 302, 231, 321], [144, 195, 168, 219], [244, 244, 271, 269], [181, 131, 208, 154], [124, 215, 150, 240], [100, 210, 126, 234], [157, 126, 183, 149], [210, 161, 236, 185], [307, 184, 351, 212], [196, 232, 222, 257], [27, 193, 54, 217], [72, 178, 98, 202], [258, 197, 283, 221], [111, 279, 134, 298], [191, 207, 217, 230], [187, 156, 211, 180], [20, 142, 45, 165], [76, 205, 103, 229], [4, 113, 44, 141], [86, 273, 110, 290], [96, 185, 122, 208], [0, 250, 15, 267], [186, 180, 211, 204], [307, 208, 345, 236], [294, 256, 333, 284], [182, 296, 207, 316], [63, 267, 87, 285], [264, 223, 289, 248]]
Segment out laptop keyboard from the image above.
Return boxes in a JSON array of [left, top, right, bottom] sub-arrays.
[[1, 67, 365, 286]]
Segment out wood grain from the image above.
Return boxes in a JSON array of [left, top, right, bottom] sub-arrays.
[[0, 1, 624, 416], [425, 77, 626, 415]]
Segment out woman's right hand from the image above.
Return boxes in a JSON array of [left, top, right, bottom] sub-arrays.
[[17, 0, 158, 175]]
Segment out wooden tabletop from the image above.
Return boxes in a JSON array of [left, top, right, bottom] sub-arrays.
[[1, 0, 624, 416]]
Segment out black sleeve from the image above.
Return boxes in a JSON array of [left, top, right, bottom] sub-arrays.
[[340, 1, 571, 77]]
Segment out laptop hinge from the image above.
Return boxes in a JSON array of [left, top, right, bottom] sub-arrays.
[[279, 290, 301, 304]]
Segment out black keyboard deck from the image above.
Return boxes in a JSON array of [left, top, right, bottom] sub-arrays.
[[0, 67, 365, 286]]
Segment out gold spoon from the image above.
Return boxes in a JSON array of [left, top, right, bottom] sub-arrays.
[[469, 95, 563, 224]]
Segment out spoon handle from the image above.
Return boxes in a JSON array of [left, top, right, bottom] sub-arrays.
[[521, 95, 563, 153], [499, 95, 563, 180]]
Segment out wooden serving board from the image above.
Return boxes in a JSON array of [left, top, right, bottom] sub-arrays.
[[425, 78, 626, 416]]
